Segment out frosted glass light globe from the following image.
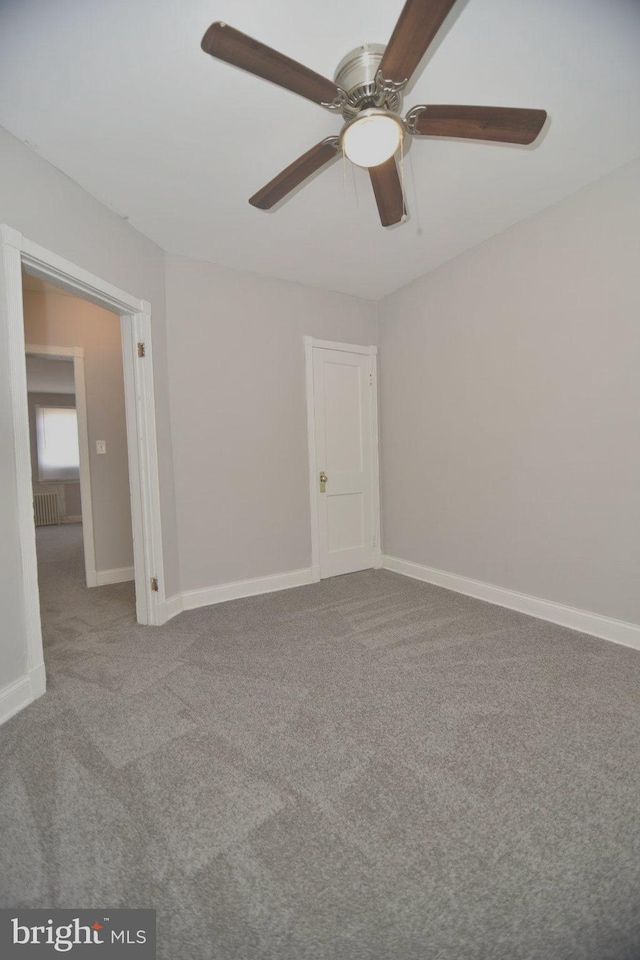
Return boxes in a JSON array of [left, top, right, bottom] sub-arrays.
[[341, 110, 403, 168]]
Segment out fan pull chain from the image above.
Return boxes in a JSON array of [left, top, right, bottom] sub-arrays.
[[342, 143, 347, 199], [341, 144, 360, 209], [407, 144, 422, 234], [399, 135, 407, 217]]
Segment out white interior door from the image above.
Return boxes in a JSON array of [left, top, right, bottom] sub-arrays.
[[311, 343, 378, 579]]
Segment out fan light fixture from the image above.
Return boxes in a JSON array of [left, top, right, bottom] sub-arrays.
[[340, 109, 403, 168]]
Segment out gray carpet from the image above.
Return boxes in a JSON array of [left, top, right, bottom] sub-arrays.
[[1, 524, 640, 959]]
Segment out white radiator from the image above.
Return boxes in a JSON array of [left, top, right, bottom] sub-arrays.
[[34, 491, 61, 526]]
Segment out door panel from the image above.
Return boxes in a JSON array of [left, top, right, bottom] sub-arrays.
[[328, 493, 365, 551], [313, 347, 374, 578], [324, 361, 363, 474]]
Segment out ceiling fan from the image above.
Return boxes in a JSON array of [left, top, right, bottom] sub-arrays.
[[201, 0, 547, 227]]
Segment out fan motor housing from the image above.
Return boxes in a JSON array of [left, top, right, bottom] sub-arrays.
[[333, 44, 404, 118], [334, 44, 385, 95]]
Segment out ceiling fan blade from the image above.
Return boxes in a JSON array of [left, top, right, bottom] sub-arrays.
[[410, 105, 547, 144], [201, 22, 342, 108], [369, 157, 407, 227], [380, 0, 458, 85], [249, 138, 340, 209]]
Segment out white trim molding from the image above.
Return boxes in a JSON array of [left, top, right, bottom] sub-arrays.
[[21, 237, 144, 313], [160, 568, 316, 623], [0, 226, 46, 704], [383, 555, 640, 651], [7, 224, 165, 626], [369, 350, 382, 569], [0, 223, 168, 724], [120, 309, 166, 626], [95, 566, 135, 586], [307, 338, 378, 356], [304, 336, 381, 582], [0, 677, 33, 727], [0, 664, 46, 726], [162, 594, 185, 622], [180, 567, 314, 613], [304, 336, 321, 582]]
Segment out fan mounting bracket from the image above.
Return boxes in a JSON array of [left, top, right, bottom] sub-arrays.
[[404, 104, 428, 135], [320, 90, 350, 112]]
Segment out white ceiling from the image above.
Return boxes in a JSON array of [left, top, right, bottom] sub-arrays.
[[1, 0, 639, 300]]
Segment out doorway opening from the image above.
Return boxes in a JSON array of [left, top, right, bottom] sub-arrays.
[[305, 337, 382, 580], [24, 273, 136, 607], [0, 224, 166, 712], [25, 343, 92, 587]]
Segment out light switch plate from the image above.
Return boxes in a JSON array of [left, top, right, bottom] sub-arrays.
[[96, 440, 106, 455]]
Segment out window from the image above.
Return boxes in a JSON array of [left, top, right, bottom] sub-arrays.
[[35, 405, 80, 482]]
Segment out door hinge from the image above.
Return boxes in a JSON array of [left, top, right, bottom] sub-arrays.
[[137, 342, 146, 358], [150, 576, 159, 592], [369, 373, 373, 386], [372, 534, 377, 548]]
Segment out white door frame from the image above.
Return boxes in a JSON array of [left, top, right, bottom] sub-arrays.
[[304, 336, 382, 580], [0, 224, 166, 666], [24, 344, 99, 587]]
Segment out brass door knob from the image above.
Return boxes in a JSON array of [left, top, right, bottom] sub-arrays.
[[319, 471, 328, 492]]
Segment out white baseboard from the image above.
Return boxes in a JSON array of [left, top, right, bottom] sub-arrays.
[[30, 661, 47, 698], [180, 567, 314, 613], [383, 555, 640, 651], [0, 676, 32, 726], [161, 593, 184, 623], [94, 566, 135, 586], [0, 663, 47, 727], [62, 515, 82, 524]]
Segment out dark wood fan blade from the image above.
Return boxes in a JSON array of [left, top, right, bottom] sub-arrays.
[[201, 22, 341, 107], [369, 157, 407, 227], [380, 0, 458, 84], [410, 105, 547, 144], [249, 139, 339, 209]]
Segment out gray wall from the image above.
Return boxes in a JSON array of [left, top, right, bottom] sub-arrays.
[[165, 256, 378, 593], [379, 158, 640, 625], [23, 292, 133, 571]]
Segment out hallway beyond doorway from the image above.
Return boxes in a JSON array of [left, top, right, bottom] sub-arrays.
[[36, 524, 136, 653]]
